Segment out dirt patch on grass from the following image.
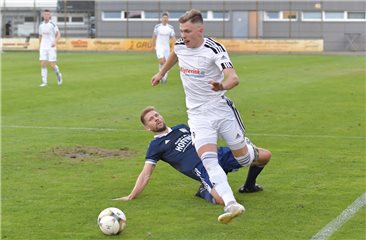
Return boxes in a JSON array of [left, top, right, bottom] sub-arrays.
[[52, 145, 135, 159]]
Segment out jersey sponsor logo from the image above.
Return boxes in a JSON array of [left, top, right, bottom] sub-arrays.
[[174, 134, 192, 152], [165, 140, 170, 144], [180, 67, 205, 78], [179, 128, 189, 133], [158, 32, 171, 36]]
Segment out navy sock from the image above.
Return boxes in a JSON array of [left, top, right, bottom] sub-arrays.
[[244, 165, 264, 190], [195, 186, 216, 204]]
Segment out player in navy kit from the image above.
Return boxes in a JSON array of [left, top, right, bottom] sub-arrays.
[[114, 107, 271, 205]]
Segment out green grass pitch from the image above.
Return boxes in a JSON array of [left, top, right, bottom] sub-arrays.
[[1, 51, 365, 239]]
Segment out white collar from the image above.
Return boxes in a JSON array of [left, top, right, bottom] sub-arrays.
[[153, 127, 172, 138]]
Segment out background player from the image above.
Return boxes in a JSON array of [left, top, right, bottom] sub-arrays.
[[113, 107, 271, 206], [38, 9, 62, 87], [152, 12, 176, 83]]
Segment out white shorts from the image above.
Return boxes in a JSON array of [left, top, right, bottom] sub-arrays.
[[188, 96, 246, 151], [39, 48, 57, 62], [156, 47, 170, 60]]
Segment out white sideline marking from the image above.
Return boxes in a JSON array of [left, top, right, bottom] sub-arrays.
[[2, 125, 365, 140], [311, 192, 366, 240]]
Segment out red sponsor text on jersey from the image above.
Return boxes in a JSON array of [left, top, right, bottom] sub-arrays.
[[180, 67, 201, 74]]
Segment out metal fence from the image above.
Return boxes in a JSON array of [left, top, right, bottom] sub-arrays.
[[1, 0, 95, 38]]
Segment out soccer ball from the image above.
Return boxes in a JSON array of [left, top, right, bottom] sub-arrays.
[[97, 207, 126, 235]]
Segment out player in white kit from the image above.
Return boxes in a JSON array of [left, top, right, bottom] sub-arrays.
[[151, 10, 265, 224], [38, 9, 62, 87], [152, 12, 175, 83]]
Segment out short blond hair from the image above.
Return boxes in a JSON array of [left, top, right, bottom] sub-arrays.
[[179, 9, 203, 24], [140, 106, 156, 125]]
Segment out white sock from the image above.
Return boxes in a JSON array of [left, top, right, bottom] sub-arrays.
[[41, 67, 47, 83], [53, 65, 60, 75], [245, 143, 256, 161], [201, 152, 236, 206], [234, 143, 257, 167], [235, 151, 251, 167]]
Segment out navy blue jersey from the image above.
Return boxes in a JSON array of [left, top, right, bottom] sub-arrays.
[[146, 124, 201, 180], [145, 124, 242, 181]]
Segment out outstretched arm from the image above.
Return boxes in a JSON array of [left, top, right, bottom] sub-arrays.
[[151, 51, 178, 86], [113, 163, 155, 200]]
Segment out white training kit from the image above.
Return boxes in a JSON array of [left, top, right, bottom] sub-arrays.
[[39, 21, 59, 61], [154, 23, 175, 59]]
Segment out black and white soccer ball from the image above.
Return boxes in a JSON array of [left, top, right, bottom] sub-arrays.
[[97, 207, 126, 235]]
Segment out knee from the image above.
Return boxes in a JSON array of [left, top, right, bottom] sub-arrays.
[[263, 149, 272, 161], [230, 143, 248, 158], [257, 148, 271, 166]]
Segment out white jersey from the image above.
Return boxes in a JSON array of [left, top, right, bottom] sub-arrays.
[[174, 37, 234, 110], [153, 23, 175, 50], [39, 21, 59, 49]]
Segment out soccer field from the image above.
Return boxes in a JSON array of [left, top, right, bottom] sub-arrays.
[[2, 51, 365, 240]]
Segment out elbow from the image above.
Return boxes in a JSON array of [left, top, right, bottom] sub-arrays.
[[233, 76, 240, 87]]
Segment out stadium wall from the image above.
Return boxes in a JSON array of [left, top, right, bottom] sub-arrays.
[[1, 1, 364, 52], [94, 0, 365, 52]]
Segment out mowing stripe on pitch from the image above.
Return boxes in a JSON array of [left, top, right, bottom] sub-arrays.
[[2, 125, 365, 140], [311, 192, 366, 240], [1, 125, 143, 132], [250, 133, 365, 140]]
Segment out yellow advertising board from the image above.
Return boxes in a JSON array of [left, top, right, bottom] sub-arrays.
[[1, 38, 38, 50], [1, 38, 323, 52], [218, 39, 323, 52]]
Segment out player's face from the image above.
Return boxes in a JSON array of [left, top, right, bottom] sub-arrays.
[[144, 110, 167, 133], [179, 21, 204, 48], [161, 16, 169, 24], [43, 11, 51, 22]]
